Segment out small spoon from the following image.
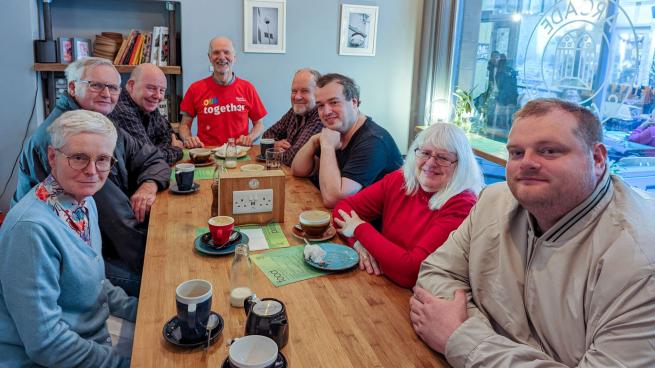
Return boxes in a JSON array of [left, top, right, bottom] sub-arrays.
[[205, 314, 219, 350]]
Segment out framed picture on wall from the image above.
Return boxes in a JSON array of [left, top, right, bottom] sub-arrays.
[[244, 0, 286, 53], [339, 4, 379, 56], [72, 38, 92, 60], [57, 37, 74, 64]]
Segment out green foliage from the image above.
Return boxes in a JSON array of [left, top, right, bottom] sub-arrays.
[[453, 87, 474, 132]]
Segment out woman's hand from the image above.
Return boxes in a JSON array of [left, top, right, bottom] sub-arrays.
[[354, 241, 382, 275], [334, 209, 365, 238]]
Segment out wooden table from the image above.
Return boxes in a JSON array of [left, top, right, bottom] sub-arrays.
[[131, 148, 449, 367]]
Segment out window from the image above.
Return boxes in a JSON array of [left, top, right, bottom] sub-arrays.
[[452, 0, 655, 191]]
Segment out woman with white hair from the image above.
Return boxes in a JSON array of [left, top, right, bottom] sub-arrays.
[[0, 110, 136, 367], [333, 123, 484, 287]]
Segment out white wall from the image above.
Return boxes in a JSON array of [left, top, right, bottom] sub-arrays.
[[0, 1, 41, 213]]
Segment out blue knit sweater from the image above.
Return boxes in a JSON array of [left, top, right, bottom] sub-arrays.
[[0, 188, 137, 367]]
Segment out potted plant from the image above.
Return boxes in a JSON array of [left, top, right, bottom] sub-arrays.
[[453, 87, 475, 133]]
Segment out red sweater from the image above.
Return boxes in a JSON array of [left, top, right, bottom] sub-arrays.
[[333, 170, 477, 288]]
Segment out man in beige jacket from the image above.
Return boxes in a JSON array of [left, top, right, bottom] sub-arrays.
[[411, 98, 655, 367]]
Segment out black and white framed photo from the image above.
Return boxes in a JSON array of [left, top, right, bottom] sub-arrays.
[[244, 0, 286, 53], [72, 38, 92, 60], [339, 4, 379, 56]]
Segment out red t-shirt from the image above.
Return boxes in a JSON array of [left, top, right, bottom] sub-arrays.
[[180, 76, 267, 146]]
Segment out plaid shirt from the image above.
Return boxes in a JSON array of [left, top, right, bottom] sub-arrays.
[[109, 90, 183, 164], [34, 175, 91, 245], [262, 107, 323, 166]]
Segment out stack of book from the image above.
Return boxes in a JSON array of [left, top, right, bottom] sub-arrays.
[[113, 26, 169, 66], [93, 32, 124, 60]]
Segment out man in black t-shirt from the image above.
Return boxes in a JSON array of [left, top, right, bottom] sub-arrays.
[[291, 73, 402, 208]]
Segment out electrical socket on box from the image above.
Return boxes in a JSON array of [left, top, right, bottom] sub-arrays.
[[232, 189, 274, 214]]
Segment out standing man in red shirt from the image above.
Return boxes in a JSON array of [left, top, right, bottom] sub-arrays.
[[179, 36, 267, 147]]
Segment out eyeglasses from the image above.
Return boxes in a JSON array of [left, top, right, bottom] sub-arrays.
[[414, 148, 458, 167], [55, 148, 117, 172], [77, 80, 121, 95]]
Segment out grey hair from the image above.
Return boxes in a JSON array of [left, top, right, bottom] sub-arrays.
[[64, 57, 121, 84], [294, 68, 321, 83], [208, 36, 235, 54], [48, 110, 118, 150], [403, 123, 484, 210]]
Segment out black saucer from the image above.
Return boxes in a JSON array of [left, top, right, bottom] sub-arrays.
[[201, 231, 242, 249], [256, 154, 266, 162], [162, 311, 224, 348], [221, 352, 287, 368], [170, 182, 200, 194]]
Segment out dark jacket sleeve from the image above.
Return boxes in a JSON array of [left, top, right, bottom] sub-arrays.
[[13, 141, 48, 206], [118, 128, 171, 192], [12, 113, 58, 206]]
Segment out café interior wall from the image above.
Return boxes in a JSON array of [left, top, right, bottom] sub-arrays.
[[0, 0, 42, 213], [0, 0, 422, 212], [178, 0, 421, 153]]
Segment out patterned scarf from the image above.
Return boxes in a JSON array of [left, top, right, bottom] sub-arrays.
[[34, 175, 91, 246]]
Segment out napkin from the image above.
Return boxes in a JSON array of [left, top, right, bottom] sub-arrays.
[[212, 143, 249, 156]]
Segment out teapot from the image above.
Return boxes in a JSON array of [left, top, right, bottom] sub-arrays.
[[243, 295, 289, 348]]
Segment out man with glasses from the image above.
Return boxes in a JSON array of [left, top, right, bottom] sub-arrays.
[[109, 63, 184, 164], [291, 73, 402, 207], [14, 57, 170, 297]]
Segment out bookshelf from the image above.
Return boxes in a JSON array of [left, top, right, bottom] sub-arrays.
[[34, 63, 181, 75], [35, 0, 182, 123]]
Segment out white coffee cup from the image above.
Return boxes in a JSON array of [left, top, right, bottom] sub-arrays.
[[229, 335, 278, 368]]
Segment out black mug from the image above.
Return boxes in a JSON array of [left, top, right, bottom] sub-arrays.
[[175, 163, 195, 191], [260, 138, 274, 158], [175, 279, 212, 341]]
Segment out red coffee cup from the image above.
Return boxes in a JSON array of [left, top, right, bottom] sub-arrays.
[[208, 216, 235, 246]]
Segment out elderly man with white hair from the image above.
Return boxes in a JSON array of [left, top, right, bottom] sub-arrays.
[[179, 36, 267, 147], [14, 57, 170, 297], [1, 110, 136, 367]]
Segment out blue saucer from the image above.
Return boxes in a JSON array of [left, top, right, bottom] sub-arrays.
[[304, 242, 359, 271], [194, 231, 249, 256]]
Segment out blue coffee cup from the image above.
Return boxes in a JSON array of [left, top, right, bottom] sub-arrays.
[[175, 163, 195, 191], [175, 279, 212, 340]]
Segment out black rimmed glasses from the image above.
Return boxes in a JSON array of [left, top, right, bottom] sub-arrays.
[[414, 148, 458, 167], [55, 148, 117, 172], [77, 80, 121, 95]]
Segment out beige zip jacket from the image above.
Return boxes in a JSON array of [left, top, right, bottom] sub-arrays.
[[417, 171, 655, 367]]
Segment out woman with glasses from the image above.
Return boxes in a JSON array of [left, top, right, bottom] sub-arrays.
[[0, 110, 136, 367], [333, 123, 484, 287]]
